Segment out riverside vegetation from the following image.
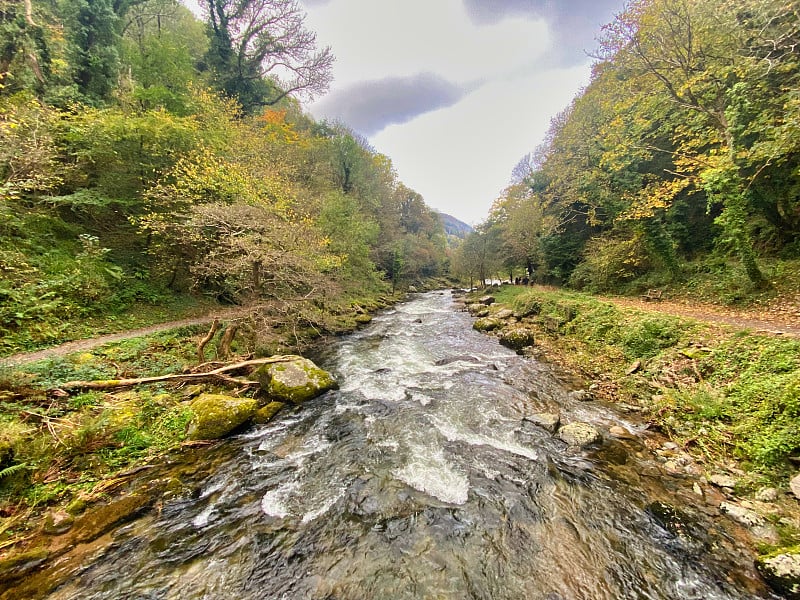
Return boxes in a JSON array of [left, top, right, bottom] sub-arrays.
[[464, 284, 800, 595]]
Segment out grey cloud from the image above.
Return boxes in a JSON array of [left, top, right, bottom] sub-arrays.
[[314, 73, 466, 136], [463, 0, 625, 64]]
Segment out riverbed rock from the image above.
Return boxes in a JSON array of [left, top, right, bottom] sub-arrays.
[[255, 357, 338, 404], [790, 473, 800, 500], [757, 551, 800, 599], [558, 422, 601, 447], [568, 389, 592, 402], [609, 425, 636, 440], [354, 314, 373, 324], [253, 401, 286, 424], [720, 502, 780, 543], [498, 326, 536, 351], [756, 487, 779, 502], [524, 412, 560, 434], [187, 394, 258, 440], [709, 474, 738, 489], [478, 295, 496, 305], [473, 317, 502, 332], [494, 309, 514, 320]]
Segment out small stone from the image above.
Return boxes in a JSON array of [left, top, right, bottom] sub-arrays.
[[692, 483, 703, 496], [663, 460, 681, 474], [568, 389, 591, 402], [625, 360, 642, 375], [42, 510, 74, 535], [720, 502, 765, 528], [609, 426, 635, 440], [524, 413, 560, 434], [558, 422, 601, 447], [790, 473, 800, 500], [756, 487, 779, 502], [709, 474, 737, 489], [663, 441, 679, 450]]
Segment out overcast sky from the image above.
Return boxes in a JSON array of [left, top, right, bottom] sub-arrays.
[[299, 0, 625, 225]]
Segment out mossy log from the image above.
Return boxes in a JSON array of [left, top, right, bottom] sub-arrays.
[[55, 356, 303, 392]]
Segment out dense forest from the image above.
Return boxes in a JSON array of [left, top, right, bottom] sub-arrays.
[[454, 0, 800, 299], [0, 0, 448, 354]]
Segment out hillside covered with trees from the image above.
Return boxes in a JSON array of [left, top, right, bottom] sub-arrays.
[[454, 0, 799, 301], [0, 0, 448, 355]]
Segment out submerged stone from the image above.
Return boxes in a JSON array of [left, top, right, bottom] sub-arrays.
[[187, 394, 258, 440], [255, 357, 337, 404]]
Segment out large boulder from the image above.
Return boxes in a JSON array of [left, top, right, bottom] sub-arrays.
[[187, 394, 258, 440], [498, 326, 536, 351], [558, 422, 601, 447], [255, 357, 337, 404], [757, 551, 800, 599]]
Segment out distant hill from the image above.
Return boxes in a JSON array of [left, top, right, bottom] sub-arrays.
[[437, 212, 473, 239]]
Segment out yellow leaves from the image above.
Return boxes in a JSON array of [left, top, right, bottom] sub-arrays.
[[619, 177, 692, 221]]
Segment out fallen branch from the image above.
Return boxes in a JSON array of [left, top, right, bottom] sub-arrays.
[[57, 355, 302, 392]]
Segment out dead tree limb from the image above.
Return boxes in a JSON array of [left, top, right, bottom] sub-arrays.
[[197, 318, 221, 364], [217, 323, 239, 360], [57, 355, 302, 391]]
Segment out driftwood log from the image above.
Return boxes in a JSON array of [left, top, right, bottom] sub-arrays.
[[56, 355, 302, 392]]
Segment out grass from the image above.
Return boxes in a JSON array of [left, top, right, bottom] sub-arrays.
[[485, 284, 800, 479]]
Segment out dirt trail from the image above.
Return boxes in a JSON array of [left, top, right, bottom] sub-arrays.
[[1, 307, 250, 367], [600, 294, 800, 338]]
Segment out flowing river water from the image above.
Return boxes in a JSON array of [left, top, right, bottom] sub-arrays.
[[31, 291, 779, 599]]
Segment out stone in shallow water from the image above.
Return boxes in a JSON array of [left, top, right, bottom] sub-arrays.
[[255, 357, 337, 404], [557, 422, 601, 447], [523, 413, 560, 434], [187, 394, 258, 440]]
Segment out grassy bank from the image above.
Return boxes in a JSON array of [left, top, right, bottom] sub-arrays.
[[485, 285, 800, 481]]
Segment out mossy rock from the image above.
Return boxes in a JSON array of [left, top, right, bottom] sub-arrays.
[[473, 317, 502, 332], [70, 493, 151, 544], [255, 358, 337, 404], [187, 394, 258, 440], [499, 326, 536, 351], [757, 549, 800, 599], [354, 314, 373, 324], [0, 547, 49, 580], [254, 401, 286, 424]]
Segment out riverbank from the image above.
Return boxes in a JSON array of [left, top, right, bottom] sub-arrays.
[[0, 284, 432, 584], [462, 284, 800, 597]]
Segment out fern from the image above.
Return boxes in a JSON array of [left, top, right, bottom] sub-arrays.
[[0, 463, 28, 479]]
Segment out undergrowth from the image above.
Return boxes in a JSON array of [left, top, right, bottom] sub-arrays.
[[491, 285, 800, 479]]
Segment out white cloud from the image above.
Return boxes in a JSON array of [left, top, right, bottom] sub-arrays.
[[371, 62, 592, 224], [303, 0, 550, 87]]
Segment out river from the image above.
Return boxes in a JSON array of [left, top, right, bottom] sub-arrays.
[[38, 291, 777, 599]]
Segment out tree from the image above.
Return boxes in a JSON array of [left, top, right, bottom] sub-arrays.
[[202, 0, 333, 110]]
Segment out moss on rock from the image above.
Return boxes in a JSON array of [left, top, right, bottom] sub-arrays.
[[255, 358, 337, 404], [473, 318, 502, 332], [498, 326, 536, 351], [187, 394, 258, 440], [254, 401, 286, 424]]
